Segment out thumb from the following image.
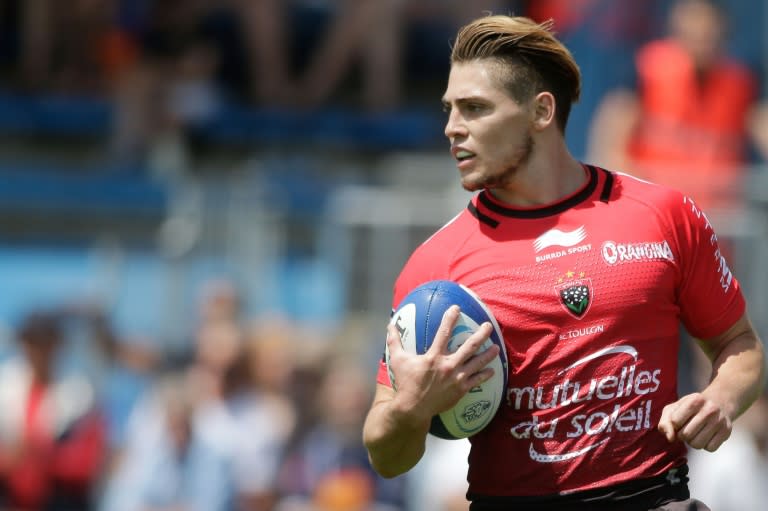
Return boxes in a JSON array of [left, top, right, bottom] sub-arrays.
[[386, 323, 403, 355]]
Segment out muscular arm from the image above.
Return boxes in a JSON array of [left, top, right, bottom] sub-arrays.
[[698, 312, 766, 418], [659, 311, 766, 451], [362, 384, 431, 478]]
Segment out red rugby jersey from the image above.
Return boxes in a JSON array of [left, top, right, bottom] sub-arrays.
[[376, 165, 745, 496]]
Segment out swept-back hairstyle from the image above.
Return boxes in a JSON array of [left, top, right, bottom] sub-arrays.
[[451, 15, 581, 132]]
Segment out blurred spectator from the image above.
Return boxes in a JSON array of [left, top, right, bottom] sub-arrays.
[[187, 277, 248, 404], [98, 370, 233, 511], [71, 306, 160, 471], [247, 317, 304, 400], [101, 283, 297, 511], [190, 294, 298, 511], [239, 0, 404, 112], [110, 0, 410, 166], [195, 339, 295, 511], [0, 310, 106, 511], [687, 391, 768, 510], [14, 0, 118, 94], [110, 0, 248, 167], [276, 355, 404, 511], [523, 0, 659, 158], [587, 0, 768, 213]]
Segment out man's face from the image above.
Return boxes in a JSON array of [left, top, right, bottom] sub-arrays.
[[443, 60, 535, 192]]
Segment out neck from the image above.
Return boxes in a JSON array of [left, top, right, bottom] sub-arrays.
[[488, 135, 585, 207]]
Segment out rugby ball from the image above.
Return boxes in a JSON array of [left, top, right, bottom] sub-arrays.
[[385, 280, 508, 439]]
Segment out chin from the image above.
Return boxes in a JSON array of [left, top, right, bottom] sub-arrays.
[[461, 169, 513, 192], [459, 167, 488, 191], [460, 176, 485, 192]]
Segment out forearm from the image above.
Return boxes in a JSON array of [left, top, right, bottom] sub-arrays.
[[700, 331, 766, 421], [362, 390, 431, 478]]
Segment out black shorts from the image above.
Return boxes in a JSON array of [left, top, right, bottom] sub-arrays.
[[468, 464, 711, 511]]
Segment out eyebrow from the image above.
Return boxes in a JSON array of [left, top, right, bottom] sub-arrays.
[[442, 95, 487, 108]]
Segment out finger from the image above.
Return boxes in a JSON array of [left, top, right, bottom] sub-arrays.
[[669, 406, 697, 432], [657, 421, 676, 443], [454, 322, 494, 360], [677, 412, 709, 447], [681, 406, 730, 450], [463, 341, 500, 375], [464, 366, 495, 391], [682, 418, 718, 450], [667, 394, 702, 431], [658, 394, 707, 443], [429, 305, 461, 354], [704, 426, 731, 452], [657, 404, 678, 442], [385, 323, 403, 355]]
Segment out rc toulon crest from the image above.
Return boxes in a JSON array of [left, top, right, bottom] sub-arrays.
[[555, 272, 592, 319]]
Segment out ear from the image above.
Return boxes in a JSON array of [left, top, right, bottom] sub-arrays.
[[532, 92, 556, 131]]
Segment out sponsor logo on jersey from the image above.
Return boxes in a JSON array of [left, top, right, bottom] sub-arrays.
[[554, 271, 592, 319], [534, 226, 586, 252], [601, 240, 674, 265], [507, 345, 663, 463], [534, 227, 592, 263]]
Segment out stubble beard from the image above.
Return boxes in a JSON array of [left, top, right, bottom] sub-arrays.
[[461, 133, 535, 192]]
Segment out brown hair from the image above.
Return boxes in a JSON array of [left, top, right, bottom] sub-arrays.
[[451, 15, 581, 132]]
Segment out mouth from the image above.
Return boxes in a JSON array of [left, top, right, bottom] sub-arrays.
[[453, 149, 477, 168]]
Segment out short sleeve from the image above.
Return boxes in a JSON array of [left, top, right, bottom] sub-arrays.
[[674, 196, 745, 339], [376, 356, 391, 387]]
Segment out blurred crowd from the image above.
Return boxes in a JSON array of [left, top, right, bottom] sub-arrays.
[[0, 278, 414, 511], [0, 0, 522, 165], [1, 0, 765, 172], [1, 0, 766, 163], [0, 1, 766, 510]]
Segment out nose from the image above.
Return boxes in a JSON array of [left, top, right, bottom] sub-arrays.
[[444, 108, 467, 141]]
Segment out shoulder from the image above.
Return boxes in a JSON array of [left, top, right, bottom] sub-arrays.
[[601, 170, 708, 245], [609, 171, 721, 259], [609, 171, 689, 216]]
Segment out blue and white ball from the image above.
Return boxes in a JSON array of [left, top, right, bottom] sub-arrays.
[[385, 280, 508, 439]]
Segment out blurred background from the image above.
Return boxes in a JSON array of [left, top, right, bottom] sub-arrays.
[[0, 0, 766, 510]]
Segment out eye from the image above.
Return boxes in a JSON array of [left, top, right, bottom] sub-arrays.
[[441, 103, 451, 114], [466, 103, 484, 113]]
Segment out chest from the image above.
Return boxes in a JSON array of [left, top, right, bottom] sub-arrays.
[[447, 219, 680, 371]]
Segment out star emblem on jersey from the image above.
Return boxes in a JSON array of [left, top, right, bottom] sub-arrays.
[[554, 271, 592, 319]]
